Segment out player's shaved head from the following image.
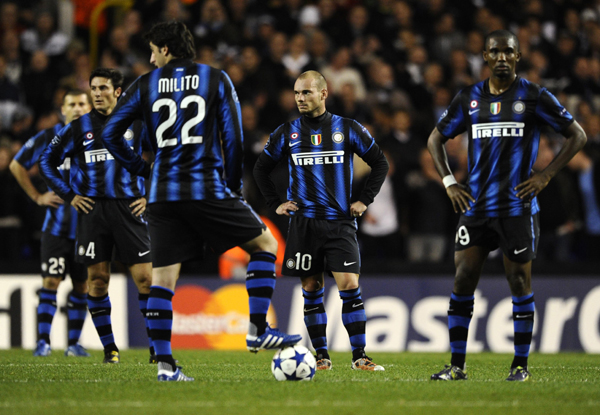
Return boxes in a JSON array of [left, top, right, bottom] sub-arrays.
[[297, 70, 327, 91], [485, 29, 520, 52]]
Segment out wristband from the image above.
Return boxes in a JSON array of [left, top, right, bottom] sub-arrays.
[[442, 175, 457, 188]]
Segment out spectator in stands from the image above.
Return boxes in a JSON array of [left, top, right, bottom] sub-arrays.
[[21, 8, 69, 57], [321, 47, 366, 100]]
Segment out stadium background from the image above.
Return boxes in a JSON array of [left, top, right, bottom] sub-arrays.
[[0, 0, 599, 352]]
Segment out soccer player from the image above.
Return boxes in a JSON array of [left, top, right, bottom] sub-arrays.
[[39, 68, 155, 365], [253, 70, 389, 371], [10, 90, 91, 357], [428, 30, 586, 381], [101, 21, 301, 382]]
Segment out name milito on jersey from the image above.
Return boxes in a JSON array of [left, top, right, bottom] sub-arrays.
[[158, 75, 200, 93]]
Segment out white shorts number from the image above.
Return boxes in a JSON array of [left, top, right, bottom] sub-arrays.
[[456, 225, 470, 246], [294, 252, 312, 271], [48, 257, 65, 275], [86, 242, 96, 259]]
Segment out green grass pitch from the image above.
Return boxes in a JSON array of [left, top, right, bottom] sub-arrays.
[[1, 350, 599, 415]]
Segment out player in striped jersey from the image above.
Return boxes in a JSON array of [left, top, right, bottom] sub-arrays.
[[40, 68, 155, 365], [254, 71, 389, 371], [428, 30, 587, 381], [102, 21, 301, 381], [10, 90, 91, 357]]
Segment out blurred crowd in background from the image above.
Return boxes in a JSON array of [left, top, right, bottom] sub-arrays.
[[1, 0, 600, 271]]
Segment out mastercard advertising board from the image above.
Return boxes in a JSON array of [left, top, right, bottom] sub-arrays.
[[171, 284, 277, 350]]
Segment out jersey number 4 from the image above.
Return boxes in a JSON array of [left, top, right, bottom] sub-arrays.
[[152, 96, 206, 148]]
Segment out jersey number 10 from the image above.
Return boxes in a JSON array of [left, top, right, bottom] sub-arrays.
[[152, 96, 206, 148]]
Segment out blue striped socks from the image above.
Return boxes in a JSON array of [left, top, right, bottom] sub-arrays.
[[37, 288, 57, 343], [448, 292, 474, 369], [246, 252, 277, 336], [340, 287, 366, 361], [147, 286, 175, 368], [512, 293, 535, 369], [138, 293, 155, 355], [302, 287, 328, 358], [67, 291, 87, 346], [87, 293, 118, 352]]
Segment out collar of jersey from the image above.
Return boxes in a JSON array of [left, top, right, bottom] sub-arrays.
[[302, 111, 330, 129], [91, 109, 109, 122], [165, 58, 194, 68], [484, 74, 520, 97]]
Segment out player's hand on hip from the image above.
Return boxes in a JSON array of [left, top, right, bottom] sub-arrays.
[[38, 191, 63, 208], [130, 197, 147, 216], [71, 195, 95, 214], [446, 184, 475, 213], [515, 172, 551, 201], [276, 201, 298, 216], [350, 201, 367, 218]]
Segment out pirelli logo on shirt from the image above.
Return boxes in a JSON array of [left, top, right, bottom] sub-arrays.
[[85, 149, 115, 163], [84, 147, 134, 164], [291, 150, 344, 166], [472, 122, 525, 139]]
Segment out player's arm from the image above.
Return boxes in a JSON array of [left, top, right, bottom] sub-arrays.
[[217, 70, 244, 194], [253, 127, 295, 215], [353, 143, 389, 217], [103, 80, 151, 179], [515, 121, 587, 200], [427, 127, 475, 213], [10, 159, 63, 208], [10, 130, 64, 207], [38, 128, 94, 213]]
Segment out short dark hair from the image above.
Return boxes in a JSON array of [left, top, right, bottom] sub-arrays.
[[144, 21, 195, 60], [297, 70, 327, 91], [62, 89, 89, 103], [484, 29, 520, 52], [89, 68, 124, 89]]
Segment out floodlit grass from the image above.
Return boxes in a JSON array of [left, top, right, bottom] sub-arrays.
[[0, 350, 599, 415]]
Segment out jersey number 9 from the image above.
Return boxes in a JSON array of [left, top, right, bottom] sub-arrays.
[[152, 96, 206, 148]]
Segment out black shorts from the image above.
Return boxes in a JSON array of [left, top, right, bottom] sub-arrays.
[[282, 216, 360, 277], [454, 213, 540, 263], [41, 232, 87, 282], [76, 199, 151, 265], [147, 199, 266, 268]]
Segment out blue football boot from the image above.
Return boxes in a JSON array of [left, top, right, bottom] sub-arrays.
[[246, 324, 302, 353], [65, 343, 90, 357], [33, 340, 51, 357]]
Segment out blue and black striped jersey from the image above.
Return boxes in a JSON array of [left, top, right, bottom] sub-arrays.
[[261, 112, 380, 220], [437, 76, 574, 218], [40, 109, 148, 202], [102, 58, 243, 203], [14, 123, 77, 239]]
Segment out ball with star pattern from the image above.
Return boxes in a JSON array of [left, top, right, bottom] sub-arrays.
[[271, 345, 316, 381]]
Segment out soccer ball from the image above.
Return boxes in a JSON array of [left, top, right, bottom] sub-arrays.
[[271, 345, 316, 381]]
